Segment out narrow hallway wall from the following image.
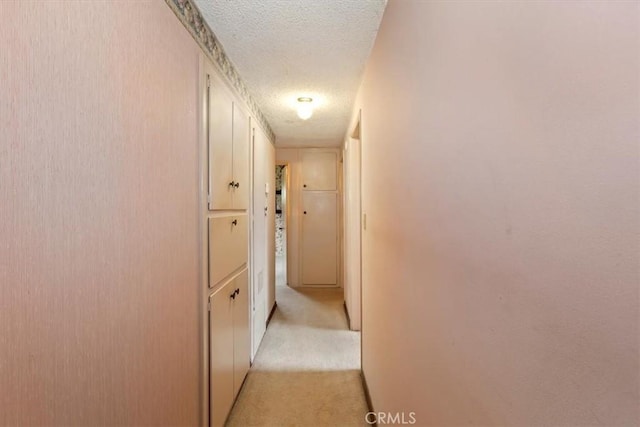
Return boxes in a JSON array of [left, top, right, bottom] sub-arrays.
[[0, 2, 202, 424], [353, 0, 639, 425]]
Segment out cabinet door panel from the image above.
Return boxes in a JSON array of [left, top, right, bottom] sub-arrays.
[[210, 282, 235, 427], [209, 216, 248, 288], [232, 270, 250, 398], [232, 103, 250, 209], [209, 82, 234, 210], [301, 151, 337, 191]]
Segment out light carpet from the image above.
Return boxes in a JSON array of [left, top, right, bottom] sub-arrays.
[[226, 283, 368, 426]]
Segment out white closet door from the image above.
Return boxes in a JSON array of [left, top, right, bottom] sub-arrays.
[[250, 127, 268, 359], [302, 192, 338, 285]]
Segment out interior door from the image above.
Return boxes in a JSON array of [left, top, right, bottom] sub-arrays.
[[250, 127, 267, 359], [208, 79, 234, 210], [302, 192, 338, 285], [232, 103, 249, 209], [209, 282, 234, 427]]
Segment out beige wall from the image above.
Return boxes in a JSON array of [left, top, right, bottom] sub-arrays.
[[0, 2, 201, 425], [354, 0, 639, 425]]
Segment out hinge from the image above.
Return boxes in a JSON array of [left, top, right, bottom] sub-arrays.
[[206, 74, 210, 88], [207, 300, 211, 312], [207, 193, 212, 204]]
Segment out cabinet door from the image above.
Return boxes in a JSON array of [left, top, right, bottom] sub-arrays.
[[232, 270, 250, 398], [232, 103, 250, 209], [301, 151, 337, 191], [210, 281, 235, 427], [209, 81, 234, 210], [208, 215, 248, 288]]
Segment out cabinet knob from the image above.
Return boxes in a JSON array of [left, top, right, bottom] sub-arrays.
[[229, 181, 235, 188], [235, 288, 240, 296], [303, 184, 307, 188], [231, 219, 238, 226], [234, 182, 240, 188], [304, 211, 307, 215], [230, 292, 236, 300]]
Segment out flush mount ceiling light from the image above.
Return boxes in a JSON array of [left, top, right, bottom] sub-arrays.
[[296, 97, 313, 120]]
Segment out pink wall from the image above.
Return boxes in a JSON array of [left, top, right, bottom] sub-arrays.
[[0, 2, 201, 424], [355, 1, 639, 425]]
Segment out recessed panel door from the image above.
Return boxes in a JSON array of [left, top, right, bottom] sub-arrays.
[[302, 192, 337, 285]]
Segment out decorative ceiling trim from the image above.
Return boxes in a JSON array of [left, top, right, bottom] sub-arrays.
[[165, 0, 276, 143]]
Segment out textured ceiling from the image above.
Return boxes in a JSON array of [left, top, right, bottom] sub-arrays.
[[193, 0, 387, 147]]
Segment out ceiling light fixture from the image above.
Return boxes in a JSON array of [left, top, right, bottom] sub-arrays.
[[296, 97, 313, 120]]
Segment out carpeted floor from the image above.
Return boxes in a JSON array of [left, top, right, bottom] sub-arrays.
[[226, 281, 368, 426]]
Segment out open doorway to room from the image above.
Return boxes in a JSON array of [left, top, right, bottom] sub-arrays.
[[275, 164, 288, 288]]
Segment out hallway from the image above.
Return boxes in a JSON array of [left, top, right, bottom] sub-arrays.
[[227, 283, 367, 426], [2, 1, 638, 425]]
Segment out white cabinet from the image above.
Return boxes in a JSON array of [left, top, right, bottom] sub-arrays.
[[301, 150, 337, 191], [203, 62, 252, 427], [209, 270, 249, 427], [207, 75, 250, 210]]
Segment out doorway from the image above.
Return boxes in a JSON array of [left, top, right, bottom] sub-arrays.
[[275, 164, 288, 287]]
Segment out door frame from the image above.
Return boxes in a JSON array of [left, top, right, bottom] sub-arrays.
[[198, 54, 210, 427], [299, 148, 342, 287], [275, 162, 290, 288], [343, 111, 362, 330]]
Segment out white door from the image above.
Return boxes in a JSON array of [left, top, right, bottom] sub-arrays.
[[250, 127, 268, 359], [302, 192, 338, 285], [266, 143, 276, 311]]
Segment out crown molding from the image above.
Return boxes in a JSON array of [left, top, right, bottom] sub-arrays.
[[165, 0, 276, 143]]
